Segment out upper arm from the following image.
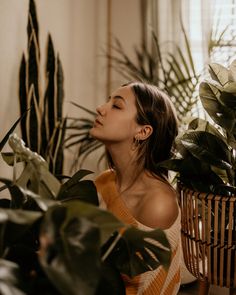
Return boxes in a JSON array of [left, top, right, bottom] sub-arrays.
[[138, 187, 179, 229]]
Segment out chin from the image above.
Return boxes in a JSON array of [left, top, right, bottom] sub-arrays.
[[89, 127, 100, 139]]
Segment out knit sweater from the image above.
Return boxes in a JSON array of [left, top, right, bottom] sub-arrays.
[[95, 170, 181, 295]]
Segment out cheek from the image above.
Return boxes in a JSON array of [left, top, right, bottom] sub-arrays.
[[90, 121, 136, 142]]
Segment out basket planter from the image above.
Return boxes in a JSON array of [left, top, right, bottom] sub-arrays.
[[178, 183, 236, 291]]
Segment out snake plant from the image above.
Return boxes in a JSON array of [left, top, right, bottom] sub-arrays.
[[18, 0, 65, 176]]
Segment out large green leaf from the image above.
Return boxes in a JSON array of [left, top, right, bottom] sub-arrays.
[[39, 207, 100, 295], [57, 169, 98, 205], [199, 82, 236, 132], [158, 156, 225, 192], [219, 91, 236, 110], [103, 227, 171, 278], [229, 59, 236, 82], [188, 117, 230, 146], [208, 63, 229, 86], [0, 208, 42, 255], [39, 201, 123, 295], [181, 131, 232, 170], [188, 117, 226, 139]]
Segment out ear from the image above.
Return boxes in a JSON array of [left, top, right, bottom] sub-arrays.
[[136, 125, 153, 141]]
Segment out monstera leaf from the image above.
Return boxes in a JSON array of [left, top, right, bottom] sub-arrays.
[[102, 227, 171, 278], [57, 169, 98, 205], [38, 201, 124, 295]]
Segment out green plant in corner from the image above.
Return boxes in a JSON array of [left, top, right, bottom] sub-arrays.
[[160, 59, 236, 195], [19, 0, 65, 176], [158, 59, 236, 291]]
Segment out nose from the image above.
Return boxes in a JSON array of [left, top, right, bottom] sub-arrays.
[[96, 103, 106, 116]]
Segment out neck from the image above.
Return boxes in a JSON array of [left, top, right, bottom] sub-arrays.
[[106, 142, 142, 193]]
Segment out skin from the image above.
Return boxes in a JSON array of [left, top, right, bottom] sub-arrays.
[[90, 85, 179, 229]]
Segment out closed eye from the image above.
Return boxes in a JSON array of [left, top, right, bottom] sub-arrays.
[[112, 104, 121, 109]]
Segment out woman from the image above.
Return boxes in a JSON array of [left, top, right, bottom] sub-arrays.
[[90, 81, 181, 295]]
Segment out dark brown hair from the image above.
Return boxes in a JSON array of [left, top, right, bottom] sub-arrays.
[[107, 81, 178, 180]]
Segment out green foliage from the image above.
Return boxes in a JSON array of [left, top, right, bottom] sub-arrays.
[[65, 20, 201, 167], [160, 59, 236, 195], [65, 102, 104, 169], [108, 27, 200, 128], [19, 0, 65, 176], [102, 227, 171, 278], [0, 133, 171, 294]]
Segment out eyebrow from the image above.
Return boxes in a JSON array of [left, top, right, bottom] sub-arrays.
[[108, 95, 126, 103]]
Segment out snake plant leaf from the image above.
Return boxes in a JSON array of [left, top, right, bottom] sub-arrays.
[[104, 227, 171, 278], [57, 169, 98, 205], [47, 119, 66, 176], [19, 54, 27, 145], [44, 34, 56, 138], [56, 55, 64, 121], [0, 111, 29, 152], [208, 63, 229, 87], [0, 259, 26, 295], [27, 0, 39, 51], [200, 82, 236, 132], [28, 29, 40, 104], [27, 85, 41, 153], [39, 202, 123, 295], [181, 131, 232, 170]]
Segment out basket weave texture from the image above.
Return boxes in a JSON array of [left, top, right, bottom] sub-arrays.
[[178, 183, 236, 288]]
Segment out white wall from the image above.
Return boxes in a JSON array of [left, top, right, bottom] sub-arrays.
[[0, 0, 142, 178]]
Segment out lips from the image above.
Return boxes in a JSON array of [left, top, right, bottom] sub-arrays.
[[94, 118, 103, 126]]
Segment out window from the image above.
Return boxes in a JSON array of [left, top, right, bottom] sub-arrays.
[[189, 0, 236, 70]]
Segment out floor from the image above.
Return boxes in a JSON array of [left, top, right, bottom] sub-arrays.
[[178, 280, 231, 295]]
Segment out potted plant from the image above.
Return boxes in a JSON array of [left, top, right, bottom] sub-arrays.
[[0, 126, 172, 295], [19, 0, 65, 176], [160, 59, 236, 293]]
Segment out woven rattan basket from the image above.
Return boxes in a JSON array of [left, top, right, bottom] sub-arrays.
[[178, 183, 236, 294]]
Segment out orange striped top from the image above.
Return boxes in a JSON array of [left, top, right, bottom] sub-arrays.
[[95, 169, 181, 295]]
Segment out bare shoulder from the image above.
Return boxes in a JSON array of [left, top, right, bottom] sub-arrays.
[[138, 178, 179, 229]]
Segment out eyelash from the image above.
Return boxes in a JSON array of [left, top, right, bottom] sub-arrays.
[[112, 104, 121, 109]]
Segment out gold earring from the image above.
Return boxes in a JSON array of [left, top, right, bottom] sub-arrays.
[[132, 136, 140, 150]]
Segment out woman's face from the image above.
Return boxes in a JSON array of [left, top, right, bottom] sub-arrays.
[[90, 85, 141, 145]]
